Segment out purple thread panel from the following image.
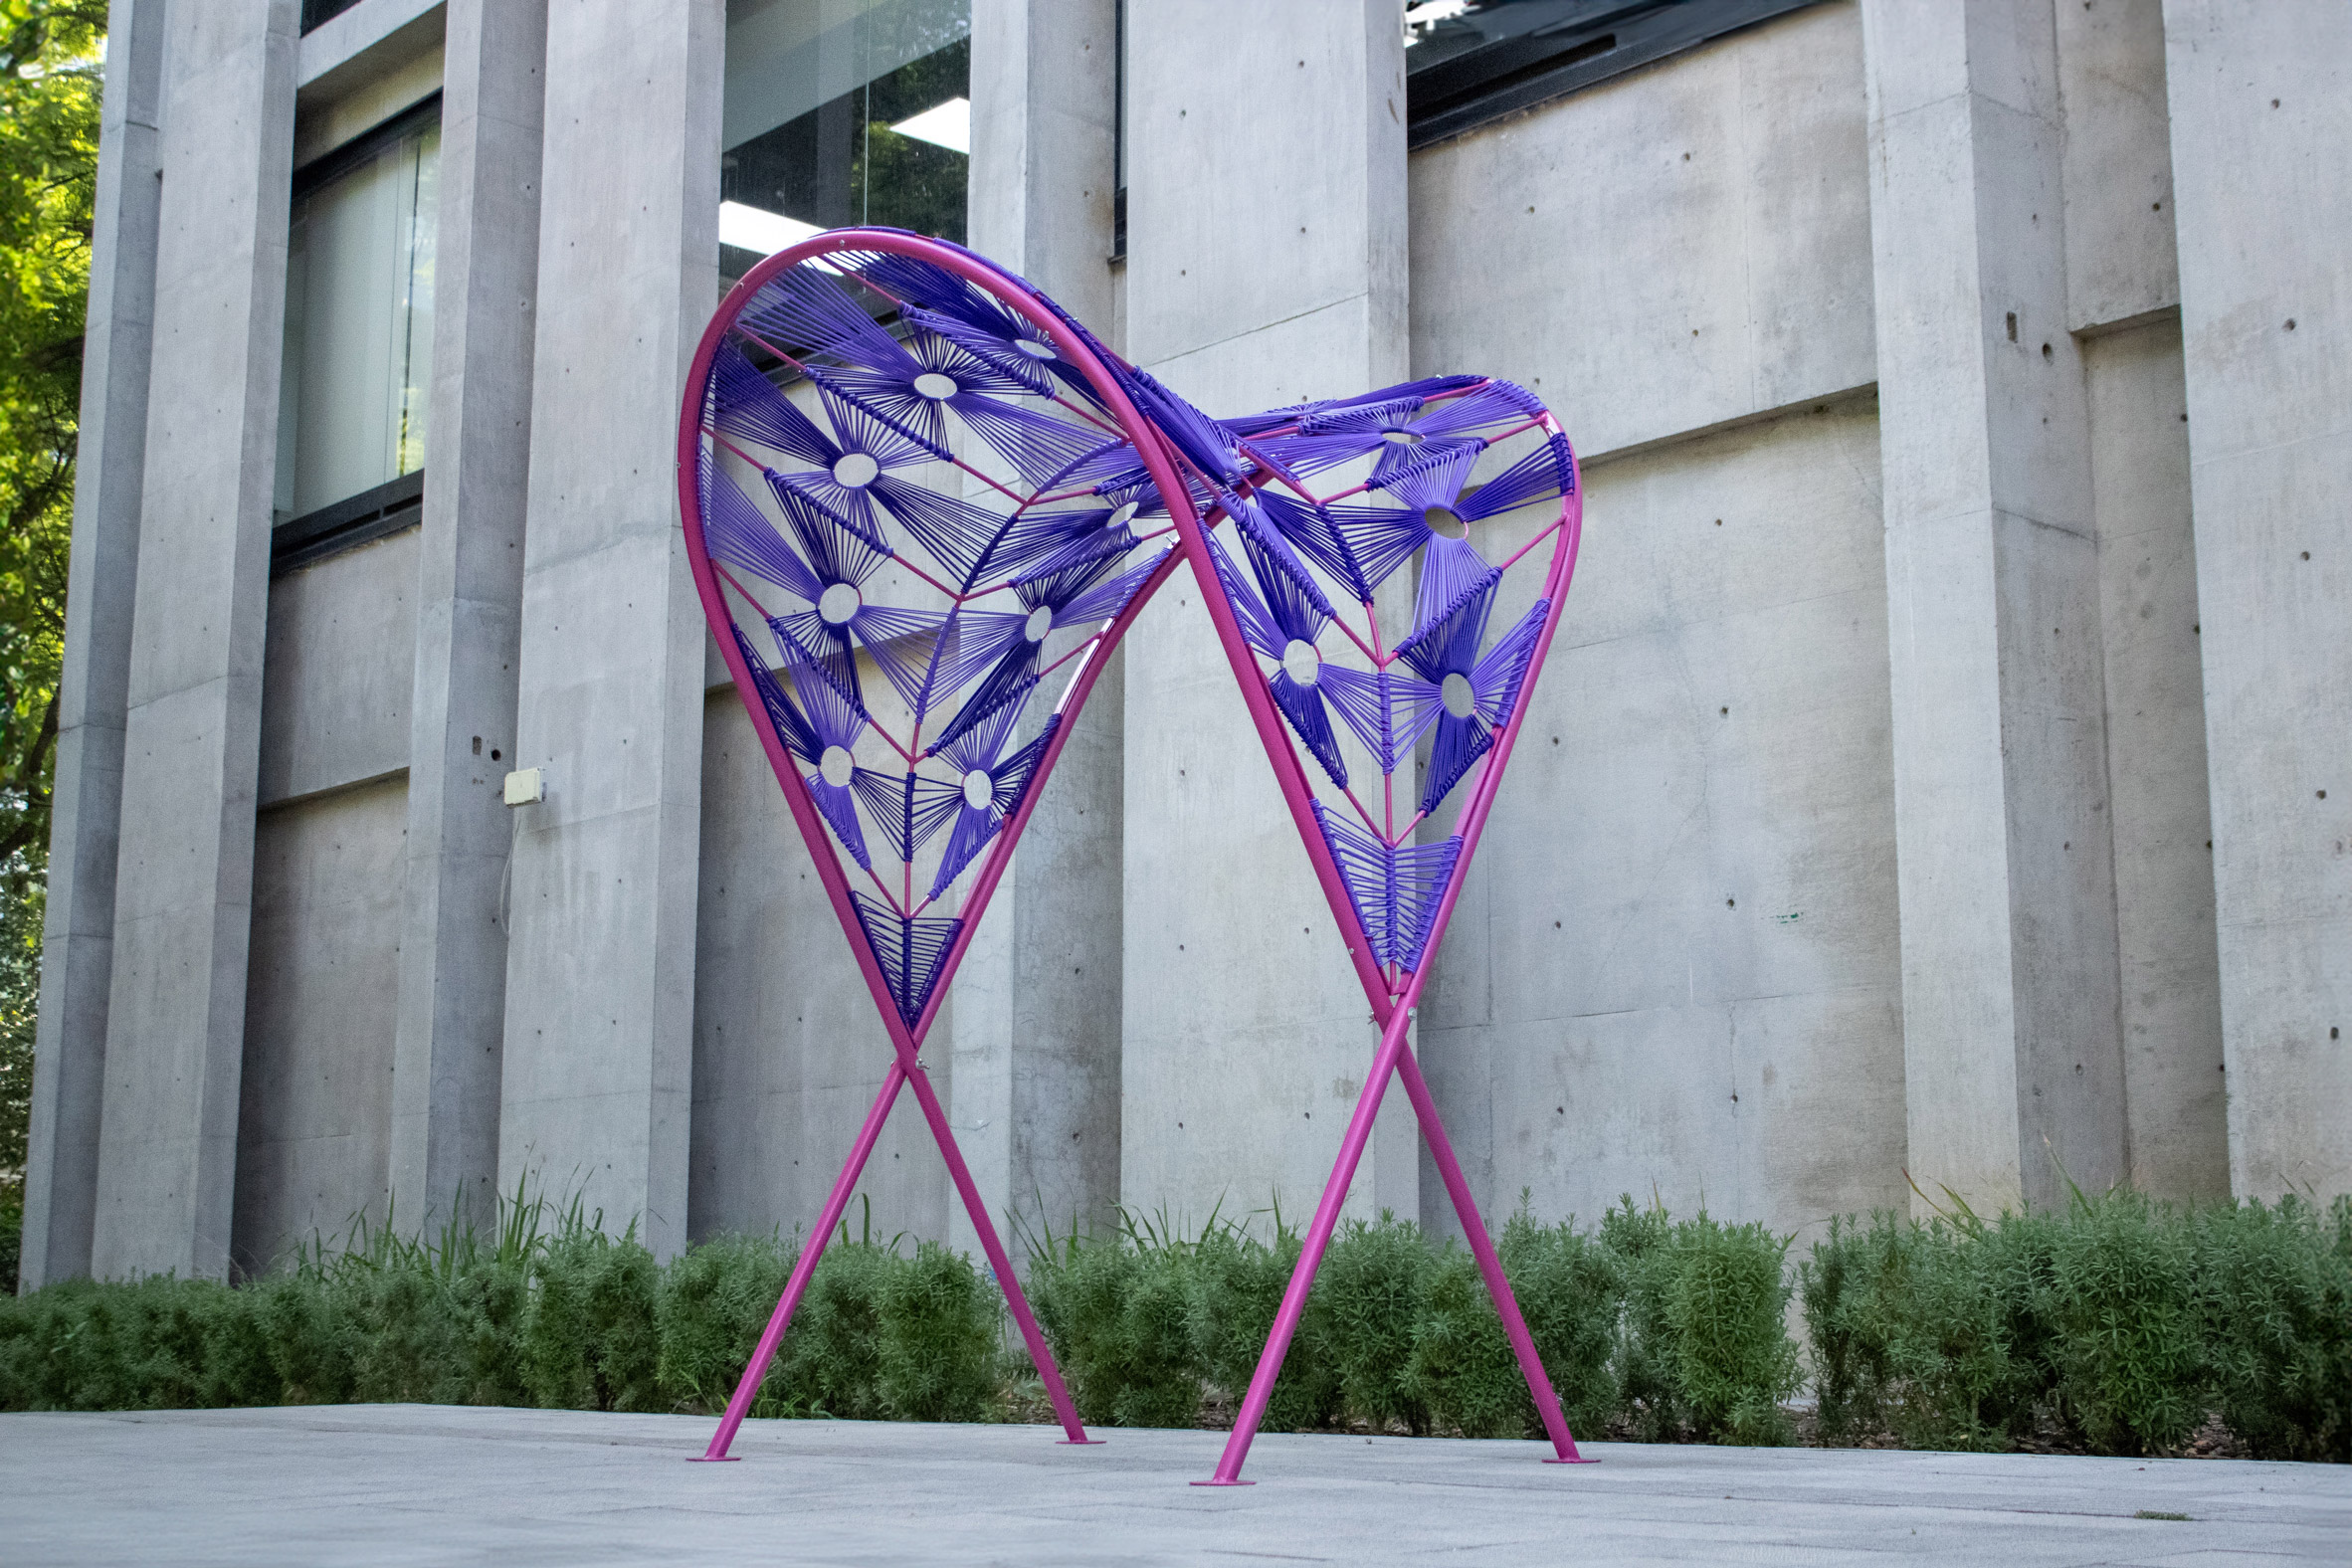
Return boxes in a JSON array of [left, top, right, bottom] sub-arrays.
[[1126, 364, 1576, 992], [693, 245, 1171, 1027]]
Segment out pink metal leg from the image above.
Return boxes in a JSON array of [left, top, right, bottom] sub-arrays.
[[1196, 1001, 1420, 1485], [1392, 1045, 1590, 1463], [891, 1048, 1097, 1443], [697, 1062, 909, 1461]]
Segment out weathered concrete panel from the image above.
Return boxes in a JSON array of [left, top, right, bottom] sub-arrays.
[[233, 776, 408, 1273], [1862, 0, 2126, 1214], [947, 0, 1126, 1251], [2162, 0, 2352, 1199], [1410, 0, 1875, 459], [1421, 400, 1905, 1243], [2055, 0, 2177, 334], [497, 0, 718, 1257], [21, 0, 166, 1290], [2084, 315, 2225, 1198], [259, 528, 417, 807], [687, 694, 949, 1246], [93, 0, 298, 1282], [1121, 0, 1416, 1232], [390, 0, 546, 1238]]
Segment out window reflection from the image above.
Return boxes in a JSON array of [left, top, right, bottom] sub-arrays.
[[721, 0, 971, 275]]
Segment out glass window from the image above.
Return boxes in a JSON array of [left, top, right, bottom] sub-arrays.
[[275, 105, 439, 528], [720, 0, 971, 274]]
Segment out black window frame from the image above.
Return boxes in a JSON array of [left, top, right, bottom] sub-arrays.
[[1406, 0, 1825, 151]]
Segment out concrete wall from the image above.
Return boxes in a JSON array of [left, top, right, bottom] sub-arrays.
[[947, 0, 1126, 1252], [21, 0, 166, 1290], [258, 530, 416, 808], [2162, 0, 2352, 1199], [233, 775, 409, 1271], [1118, 0, 1419, 1234], [2084, 315, 2226, 1198], [30, 0, 2346, 1286], [1411, 0, 1876, 462], [1423, 400, 1903, 1243], [496, 0, 719, 1257], [688, 691, 948, 1246], [91, 0, 299, 1282], [390, 0, 546, 1235]]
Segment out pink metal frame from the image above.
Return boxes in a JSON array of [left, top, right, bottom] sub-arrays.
[[1150, 405, 1591, 1485], [677, 230, 1204, 1461]]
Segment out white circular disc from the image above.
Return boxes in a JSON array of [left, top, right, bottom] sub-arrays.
[[1013, 336, 1058, 359], [1426, 504, 1467, 540], [832, 451, 879, 488], [1024, 605, 1056, 643], [1280, 639, 1322, 687], [818, 582, 861, 625], [1441, 671, 1477, 719], [1382, 428, 1424, 446], [819, 745, 856, 788], [1107, 500, 1140, 528], [961, 768, 993, 810], [913, 372, 958, 401]]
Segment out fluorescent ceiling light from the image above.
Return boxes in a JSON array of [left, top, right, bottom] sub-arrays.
[[890, 97, 970, 155], [720, 200, 821, 256]]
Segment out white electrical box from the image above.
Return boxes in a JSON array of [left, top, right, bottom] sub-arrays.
[[502, 767, 544, 807]]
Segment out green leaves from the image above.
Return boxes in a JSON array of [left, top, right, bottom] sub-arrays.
[[0, 0, 105, 1265]]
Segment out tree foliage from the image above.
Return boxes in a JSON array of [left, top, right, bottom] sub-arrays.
[[0, 0, 105, 1245]]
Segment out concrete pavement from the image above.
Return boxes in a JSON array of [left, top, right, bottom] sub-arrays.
[[1, 1405, 2343, 1566]]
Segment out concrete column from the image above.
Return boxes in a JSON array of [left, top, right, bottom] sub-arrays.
[[496, 0, 719, 1258], [19, 0, 167, 1291], [386, 0, 547, 1235], [947, 0, 1123, 1252], [1119, 0, 1418, 1232], [90, 0, 299, 1280], [1862, 0, 2127, 1214], [2161, 2, 2352, 1199]]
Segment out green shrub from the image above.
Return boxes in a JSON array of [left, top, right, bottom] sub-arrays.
[[1405, 1243, 1522, 1437], [1187, 1223, 1338, 1432], [1665, 1213, 1800, 1445], [655, 1230, 796, 1415], [1800, 1213, 1900, 1443], [518, 1224, 660, 1413], [1500, 1208, 1626, 1439], [1601, 1197, 1685, 1440], [1028, 1229, 1201, 1429], [2196, 1195, 2352, 1462], [772, 1242, 894, 1420], [2044, 1191, 2205, 1455], [877, 1240, 999, 1422], [1320, 1213, 1431, 1434]]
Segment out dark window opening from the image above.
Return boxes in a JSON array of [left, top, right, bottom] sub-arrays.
[[300, 0, 367, 34], [1112, 0, 1127, 260], [1405, 0, 1825, 150]]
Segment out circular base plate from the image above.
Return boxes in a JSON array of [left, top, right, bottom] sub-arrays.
[[1545, 1456, 1601, 1465], [687, 1456, 741, 1464], [1058, 1439, 1105, 1446], [1190, 1478, 1255, 1487]]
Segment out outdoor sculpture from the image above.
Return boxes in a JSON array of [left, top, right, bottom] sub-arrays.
[[676, 229, 1586, 1482]]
